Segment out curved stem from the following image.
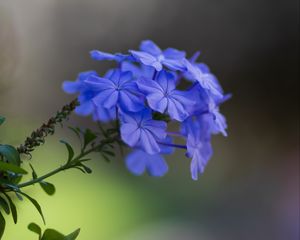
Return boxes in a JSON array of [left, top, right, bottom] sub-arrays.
[[16, 137, 117, 190]]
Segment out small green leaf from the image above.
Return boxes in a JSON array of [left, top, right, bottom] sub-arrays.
[[0, 196, 10, 215], [3, 193, 18, 224], [0, 145, 21, 166], [73, 167, 86, 174], [39, 182, 56, 196], [28, 222, 42, 239], [83, 129, 97, 149], [60, 140, 74, 163], [101, 153, 111, 163], [0, 211, 5, 239], [29, 164, 38, 179], [41, 229, 65, 240], [102, 150, 115, 157], [0, 116, 5, 126], [18, 192, 45, 224], [68, 127, 82, 141], [64, 228, 80, 240], [80, 164, 92, 174], [0, 161, 27, 174]]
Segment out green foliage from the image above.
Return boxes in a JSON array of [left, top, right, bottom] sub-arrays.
[[0, 116, 5, 126], [28, 223, 80, 240], [28, 223, 42, 238], [39, 182, 56, 196], [0, 107, 121, 239], [3, 193, 18, 224], [0, 212, 5, 239], [60, 140, 74, 163], [18, 192, 45, 224], [0, 144, 21, 166]]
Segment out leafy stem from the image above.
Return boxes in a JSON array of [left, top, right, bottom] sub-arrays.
[[14, 136, 118, 190]]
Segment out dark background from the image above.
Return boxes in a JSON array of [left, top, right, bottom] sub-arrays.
[[0, 0, 299, 239]]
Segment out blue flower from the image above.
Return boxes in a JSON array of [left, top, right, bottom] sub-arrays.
[[63, 70, 97, 94], [62, 70, 116, 122], [184, 51, 211, 81], [125, 150, 168, 177], [185, 116, 213, 180], [63, 40, 230, 180], [84, 69, 145, 112], [184, 59, 223, 98], [120, 109, 167, 154], [129, 40, 186, 71], [137, 70, 194, 121]]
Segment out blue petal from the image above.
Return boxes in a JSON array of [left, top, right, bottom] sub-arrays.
[[162, 59, 186, 71], [92, 88, 117, 107], [93, 105, 116, 122], [119, 91, 144, 112], [196, 63, 210, 74], [143, 120, 167, 139], [125, 150, 147, 175], [146, 154, 168, 177], [120, 123, 140, 147], [167, 98, 189, 121], [147, 93, 167, 113], [139, 129, 161, 154], [137, 78, 163, 94], [129, 50, 162, 71], [139, 40, 162, 56], [62, 81, 82, 94], [75, 101, 94, 116], [78, 71, 98, 81], [159, 136, 175, 154], [163, 48, 186, 60], [125, 150, 169, 177], [156, 70, 176, 92], [90, 50, 116, 61]]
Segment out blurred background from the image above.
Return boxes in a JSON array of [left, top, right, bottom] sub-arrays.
[[0, 0, 299, 239]]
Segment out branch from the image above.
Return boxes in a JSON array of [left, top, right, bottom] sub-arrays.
[[16, 136, 118, 189]]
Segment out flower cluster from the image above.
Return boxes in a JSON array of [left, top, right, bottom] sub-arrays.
[[63, 40, 230, 180]]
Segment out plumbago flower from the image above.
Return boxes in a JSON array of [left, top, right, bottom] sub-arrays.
[[62, 39, 230, 180]]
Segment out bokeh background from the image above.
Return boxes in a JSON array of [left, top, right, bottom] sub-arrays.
[[0, 0, 299, 239]]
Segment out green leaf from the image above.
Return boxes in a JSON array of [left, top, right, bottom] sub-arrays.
[[0, 196, 10, 215], [102, 150, 115, 157], [60, 140, 74, 163], [0, 145, 21, 166], [18, 192, 45, 224], [28, 222, 42, 239], [3, 193, 18, 224], [64, 228, 80, 240], [0, 161, 27, 174], [101, 153, 111, 163], [68, 127, 82, 141], [80, 164, 92, 174], [83, 129, 97, 149], [0, 116, 5, 126], [39, 182, 56, 196], [0, 211, 5, 239], [41, 229, 65, 240], [29, 164, 38, 179]]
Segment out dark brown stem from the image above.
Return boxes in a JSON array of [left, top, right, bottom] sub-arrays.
[[17, 99, 79, 155]]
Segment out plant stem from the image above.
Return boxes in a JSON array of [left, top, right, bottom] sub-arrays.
[[16, 137, 117, 189]]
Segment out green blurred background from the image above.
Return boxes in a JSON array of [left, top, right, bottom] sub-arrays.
[[0, 0, 299, 239]]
